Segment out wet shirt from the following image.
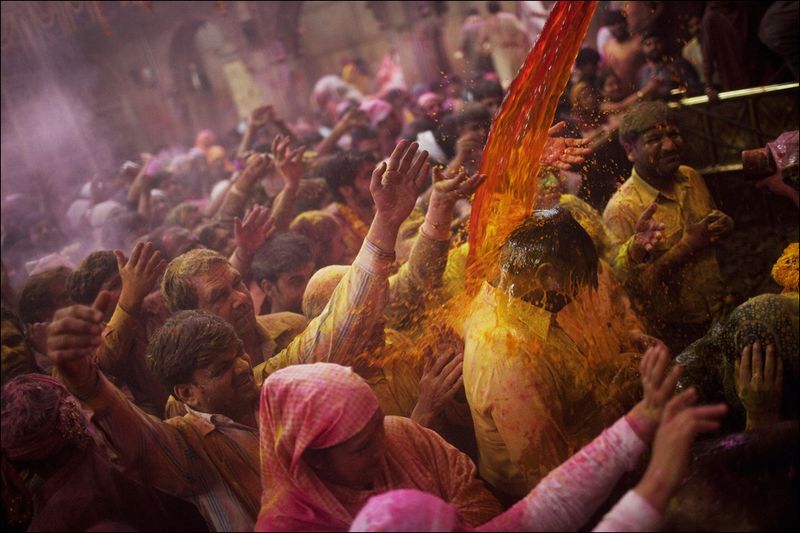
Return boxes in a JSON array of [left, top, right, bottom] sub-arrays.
[[603, 165, 724, 325], [461, 283, 629, 498]]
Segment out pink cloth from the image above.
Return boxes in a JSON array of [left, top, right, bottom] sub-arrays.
[[359, 99, 393, 127], [257, 363, 380, 532], [350, 490, 459, 532], [349, 417, 661, 532], [417, 92, 442, 109]]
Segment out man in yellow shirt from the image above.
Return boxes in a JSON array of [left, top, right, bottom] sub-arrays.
[[461, 209, 639, 501], [604, 101, 734, 353]]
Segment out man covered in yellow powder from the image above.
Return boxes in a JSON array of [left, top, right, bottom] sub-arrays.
[[461, 208, 641, 502], [604, 101, 734, 353]]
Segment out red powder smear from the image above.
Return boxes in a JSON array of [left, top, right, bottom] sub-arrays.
[[467, 1, 599, 293]]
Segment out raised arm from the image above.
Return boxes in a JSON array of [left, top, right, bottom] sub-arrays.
[[255, 141, 430, 379], [269, 135, 306, 230], [46, 294, 200, 500], [216, 152, 271, 223]]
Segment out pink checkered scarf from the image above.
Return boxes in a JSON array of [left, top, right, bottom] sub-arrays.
[[256, 363, 381, 532], [349, 489, 461, 532]]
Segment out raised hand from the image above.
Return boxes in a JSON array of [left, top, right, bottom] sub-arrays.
[[542, 121, 593, 170], [630, 203, 666, 262], [47, 291, 114, 374], [234, 205, 275, 261], [371, 140, 430, 227], [429, 166, 487, 208], [271, 135, 305, 190], [455, 131, 484, 159], [236, 152, 272, 191], [735, 341, 782, 429], [249, 105, 276, 129], [336, 107, 369, 132], [412, 329, 465, 427], [635, 388, 727, 512], [114, 242, 166, 314], [626, 342, 683, 443]]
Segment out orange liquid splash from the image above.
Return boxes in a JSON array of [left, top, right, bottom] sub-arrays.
[[466, 1, 599, 293]]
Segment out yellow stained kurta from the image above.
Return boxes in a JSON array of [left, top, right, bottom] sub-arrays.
[[603, 165, 725, 325], [461, 282, 632, 498]]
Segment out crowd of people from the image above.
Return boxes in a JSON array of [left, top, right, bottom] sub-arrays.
[[1, 2, 798, 532]]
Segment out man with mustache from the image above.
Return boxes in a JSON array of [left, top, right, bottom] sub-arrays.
[[604, 101, 734, 353]]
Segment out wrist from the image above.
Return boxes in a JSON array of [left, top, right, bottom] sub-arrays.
[[626, 406, 658, 444], [634, 467, 673, 513], [234, 246, 254, 263], [117, 293, 143, 316]]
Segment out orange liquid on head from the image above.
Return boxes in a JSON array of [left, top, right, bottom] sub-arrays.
[[466, 1, 599, 293]]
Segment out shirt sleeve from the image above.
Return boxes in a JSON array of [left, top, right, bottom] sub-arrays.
[[255, 238, 394, 380], [96, 303, 138, 378], [593, 490, 662, 532], [479, 417, 648, 532], [77, 371, 204, 500], [385, 230, 450, 331]]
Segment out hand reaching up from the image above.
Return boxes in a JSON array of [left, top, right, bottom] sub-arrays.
[[115, 242, 167, 315], [271, 135, 305, 190], [541, 121, 592, 170], [371, 140, 430, 227], [735, 340, 782, 429], [635, 388, 727, 512], [412, 328, 465, 428], [626, 342, 683, 443], [233, 205, 276, 261]]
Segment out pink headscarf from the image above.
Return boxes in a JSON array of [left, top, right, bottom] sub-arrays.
[[349, 489, 461, 532], [359, 99, 394, 127], [417, 92, 442, 110], [257, 363, 381, 532]]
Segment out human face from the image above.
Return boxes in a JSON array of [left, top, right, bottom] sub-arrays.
[[320, 225, 348, 267], [207, 227, 236, 257], [629, 122, 684, 181], [185, 346, 258, 418], [602, 73, 624, 102], [30, 219, 59, 249], [267, 260, 316, 314], [642, 36, 665, 62], [1, 319, 34, 371], [422, 100, 442, 120], [194, 263, 257, 336], [575, 86, 599, 114], [461, 120, 489, 145], [99, 273, 123, 320], [305, 410, 386, 490], [688, 16, 701, 38], [535, 170, 564, 209]]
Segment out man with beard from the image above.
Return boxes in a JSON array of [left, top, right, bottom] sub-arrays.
[[636, 29, 701, 99], [600, 10, 646, 96], [604, 102, 734, 353]]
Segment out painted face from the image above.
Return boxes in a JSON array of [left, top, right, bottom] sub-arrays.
[[320, 224, 349, 267], [305, 409, 386, 490], [186, 346, 258, 417], [268, 260, 316, 314], [353, 162, 375, 207], [163, 227, 203, 260], [630, 122, 684, 180], [99, 272, 123, 320], [535, 170, 564, 209], [461, 120, 489, 145], [194, 263, 257, 336]]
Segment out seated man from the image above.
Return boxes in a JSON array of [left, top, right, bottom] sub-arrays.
[[45, 140, 432, 532], [604, 101, 734, 353], [461, 208, 641, 501]]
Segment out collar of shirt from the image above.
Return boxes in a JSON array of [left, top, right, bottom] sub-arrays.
[[184, 404, 257, 437], [480, 281, 554, 341], [631, 166, 690, 205]]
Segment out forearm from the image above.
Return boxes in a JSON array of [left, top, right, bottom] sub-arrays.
[[137, 189, 151, 220], [96, 303, 140, 373], [215, 180, 250, 222], [315, 125, 347, 156], [229, 248, 253, 283], [639, 239, 695, 285], [271, 185, 299, 230], [481, 417, 647, 532], [256, 238, 394, 380], [593, 490, 662, 532], [237, 126, 257, 158], [273, 120, 297, 143]]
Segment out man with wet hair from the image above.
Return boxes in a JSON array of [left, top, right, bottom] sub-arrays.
[[461, 208, 640, 501], [604, 101, 733, 353]]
